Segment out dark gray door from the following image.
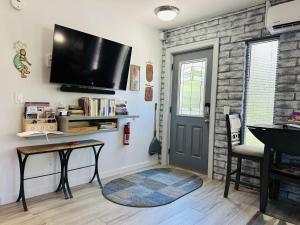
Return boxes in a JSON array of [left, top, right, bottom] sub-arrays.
[[170, 48, 213, 172]]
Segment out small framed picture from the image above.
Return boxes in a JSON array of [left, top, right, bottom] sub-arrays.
[[145, 85, 153, 102], [130, 65, 140, 91], [146, 63, 153, 82]]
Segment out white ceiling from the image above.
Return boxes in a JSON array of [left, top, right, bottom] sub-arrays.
[[98, 0, 266, 30]]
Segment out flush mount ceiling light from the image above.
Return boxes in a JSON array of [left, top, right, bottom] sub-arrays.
[[154, 5, 179, 21]]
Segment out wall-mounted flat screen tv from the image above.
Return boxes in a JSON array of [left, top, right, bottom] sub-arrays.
[[50, 24, 132, 90]]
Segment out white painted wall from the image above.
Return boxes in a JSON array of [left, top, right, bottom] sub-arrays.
[[0, 0, 162, 205]]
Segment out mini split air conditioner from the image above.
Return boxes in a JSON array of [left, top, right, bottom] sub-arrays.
[[265, 0, 300, 34]]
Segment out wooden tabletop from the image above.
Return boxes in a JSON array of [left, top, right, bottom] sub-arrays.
[[17, 139, 104, 155]]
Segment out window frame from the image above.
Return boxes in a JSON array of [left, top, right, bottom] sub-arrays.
[[176, 58, 208, 117], [242, 37, 280, 145]]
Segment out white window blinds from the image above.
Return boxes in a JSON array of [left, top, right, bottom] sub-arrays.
[[244, 39, 279, 146]]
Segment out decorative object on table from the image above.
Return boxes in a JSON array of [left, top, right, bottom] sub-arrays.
[[13, 41, 32, 78], [102, 167, 203, 207], [247, 212, 294, 225], [22, 102, 57, 132], [79, 97, 116, 117], [144, 85, 153, 102], [146, 63, 153, 82], [129, 65, 140, 91], [149, 103, 161, 155]]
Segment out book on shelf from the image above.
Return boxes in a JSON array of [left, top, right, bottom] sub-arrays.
[[68, 109, 84, 114], [78, 97, 117, 117], [115, 99, 128, 115]]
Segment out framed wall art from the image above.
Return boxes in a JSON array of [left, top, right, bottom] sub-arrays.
[[129, 64, 140, 91]]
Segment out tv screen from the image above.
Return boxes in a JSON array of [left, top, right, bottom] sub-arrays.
[[50, 24, 132, 90]]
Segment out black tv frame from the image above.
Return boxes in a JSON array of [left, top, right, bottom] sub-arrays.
[[60, 84, 115, 95], [50, 24, 132, 94]]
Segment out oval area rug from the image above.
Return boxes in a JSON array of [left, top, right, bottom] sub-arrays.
[[102, 168, 203, 207]]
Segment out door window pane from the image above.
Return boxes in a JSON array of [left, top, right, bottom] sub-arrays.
[[245, 40, 278, 146], [177, 59, 207, 116]]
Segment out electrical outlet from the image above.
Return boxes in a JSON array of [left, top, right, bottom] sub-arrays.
[[14, 92, 24, 104]]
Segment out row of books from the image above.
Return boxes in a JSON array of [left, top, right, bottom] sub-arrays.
[[78, 98, 117, 117]]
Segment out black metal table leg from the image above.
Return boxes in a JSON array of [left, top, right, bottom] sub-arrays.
[[64, 150, 73, 198], [16, 152, 29, 211], [55, 152, 63, 192], [260, 146, 272, 213], [58, 151, 69, 199], [89, 145, 104, 188], [55, 152, 64, 193]]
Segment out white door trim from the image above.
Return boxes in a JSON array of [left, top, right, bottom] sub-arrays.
[[160, 39, 219, 179]]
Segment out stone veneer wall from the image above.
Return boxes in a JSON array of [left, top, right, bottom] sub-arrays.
[[159, 2, 300, 203]]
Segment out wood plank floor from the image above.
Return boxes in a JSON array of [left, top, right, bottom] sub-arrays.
[[0, 168, 299, 225]]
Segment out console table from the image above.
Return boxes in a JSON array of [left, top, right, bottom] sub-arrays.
[[16, 139, 104, 211]]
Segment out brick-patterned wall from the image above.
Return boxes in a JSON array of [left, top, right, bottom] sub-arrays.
[[159, 3, 300, 203]]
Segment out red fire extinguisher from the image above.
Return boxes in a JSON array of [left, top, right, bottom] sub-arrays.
[[123, 122, 130, 145]]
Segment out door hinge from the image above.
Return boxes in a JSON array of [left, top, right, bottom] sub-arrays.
[[171, 64, 174, 70], [168, 148, 171, 154], [169, 106, 172, 113]]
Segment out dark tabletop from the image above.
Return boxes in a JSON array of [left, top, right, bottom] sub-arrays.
[[248, 124, 300, 131], [247, 124, 300, 155]]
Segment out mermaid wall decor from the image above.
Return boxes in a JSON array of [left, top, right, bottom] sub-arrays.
[[13, 41, 32, 78]]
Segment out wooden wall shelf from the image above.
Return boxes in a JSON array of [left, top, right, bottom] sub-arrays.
[[20, 115, 139, 139], [58, 115, 139, 134], [58, 115, 140, 121]]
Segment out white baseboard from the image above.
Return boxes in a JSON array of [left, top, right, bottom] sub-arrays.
[[1, 160, 158, 206], [99, 160, 158, 179]]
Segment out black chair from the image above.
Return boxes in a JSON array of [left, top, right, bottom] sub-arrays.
[[224, 114, 264, 197]]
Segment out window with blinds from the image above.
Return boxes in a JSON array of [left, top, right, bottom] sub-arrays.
[[244, 39, 279, 146]]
